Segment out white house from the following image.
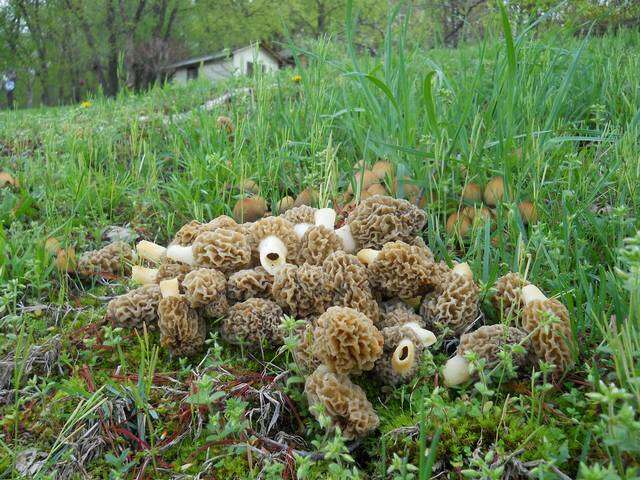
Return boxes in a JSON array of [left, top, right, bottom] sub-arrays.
[[162, 44, 284, 85]]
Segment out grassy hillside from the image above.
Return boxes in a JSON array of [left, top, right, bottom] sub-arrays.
[[1, 21, 639, 479]]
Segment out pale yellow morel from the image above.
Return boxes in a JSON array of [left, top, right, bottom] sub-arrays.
[[220, 298, 285, 348], [227, 267, 273, 302], [281, 204, 317, 225], [157, 278, 207, 357], [272, 264, 332, 319], [420, 262, 480, 338], [443, 324, 531, 387], [249, 216, 299, 274], [521, 285, 574, 375], [233, 196, 268, 223], [379, 300, 425, 329], [182, 268, 228, 318], [106, 284, 162, 329], [492, 272, 529, 320], [312, 306, 383, 375], [346, 195, 427, 249], [297, 225, 343, 265], [77, 241, 134, 276], [172, 220, 206, 246], [305, 364, 380, 439]]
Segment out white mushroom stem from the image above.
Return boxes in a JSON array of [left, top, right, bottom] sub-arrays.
[[159, 278, 180, 298], [314, 208, 337, 229], [391, 339, 416, 375], [357, 248, 380, 266], [403, 322, 437, 347], [452, 262, 473, 280], [131, 266, 158, 285], [166, 244, 196, 266], [136, 240, 167, 264], [294, 223, 312, 240], [522, 284, 547, 305], [442, 354, 471, 387], [335, 224, 356, 253], [259, 235, 288, 275]]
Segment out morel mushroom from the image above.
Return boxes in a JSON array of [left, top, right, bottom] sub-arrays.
[[420, 263, 480, 338], [442, 324, 530, 387], [305, 364, 380, 439], [249, 217, 299, 275], [182, 268, 228, 318], [157, 278, 207, 357], [282, 205, 317, 225], [521, 285, 573, 375], [136, 240, 167, 264], [312, 306, 383, 375], [106, 285, 162, 329], [346, 195, 427, 249], [78, 241, 134, 276], [227, 267, 273, 302], [272, 264, 332, 318], [297, 222, 343, 266], [492, 272, 529, 320], [374, 322, 436, 386], [221, 298, 285, 348], [172, 220, 206, 246], [379, 300, 425, 329]]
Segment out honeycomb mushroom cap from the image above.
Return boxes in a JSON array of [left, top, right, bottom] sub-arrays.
[[458, 324, 531, 370], [172, 220, 206, 246], [522, 298, 573, 374], [193, 228, 252, 273], [205, 215, 242, 232], [281, 205, 317, 225], [347, 195, 427, 249], [272, 264, 332, 318], [379, 300, 424, 329], [374, 323, 429, 386], [420, 267, 480, 338], [227, 267, 273, 302], [106, 285, 161, 329], [249, 217, 299, 262], [158, 296, 207, 356], [368, 241, 440, 299], [333, 286, 380, 326], [322, 251, 370, 291], [156, 258, 193, 285], [221, 298, 285, 348], [78, 241, 134, 276], [492, 273, 529, 320], [297, 225, 343, 266], [182, 268, 228, 313], [312, 306, 383, 375], [305, 364, 379, 439]]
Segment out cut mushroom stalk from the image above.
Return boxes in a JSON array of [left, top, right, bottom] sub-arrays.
[[522, 284, 547, 304], [159, 278, 180, 298], [131, 266, 158, 285], [357, 248, 380, 266], [403, 322, 437, 347], [137, 240, 167, 264], [259, 235, 288, 275], [314, 208, 337, 229], [166, 244, 196, 266], [452, 262, 473, 280], [391, 338, 416, 375], [294, 223, 313, 240], [335, 224, 356, 253], [442, 354, 471, 387]]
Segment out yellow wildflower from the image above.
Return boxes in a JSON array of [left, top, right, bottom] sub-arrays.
[[292, 74, 302, 83], [80, 101, 92, 108]]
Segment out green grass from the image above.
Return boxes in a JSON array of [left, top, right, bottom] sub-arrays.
[[1, 16, 640, 479]]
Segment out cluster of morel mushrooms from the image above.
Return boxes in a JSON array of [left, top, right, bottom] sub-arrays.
[[77, 194, 573, 440]]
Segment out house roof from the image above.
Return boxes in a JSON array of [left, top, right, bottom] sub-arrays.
[[161, 44, 284, 71]]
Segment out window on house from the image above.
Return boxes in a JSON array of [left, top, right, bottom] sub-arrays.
[[187, 65, 198, 80], [246, 61, 254, 76]]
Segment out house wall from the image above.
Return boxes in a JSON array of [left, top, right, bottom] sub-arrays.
[[231, 45, 279, 75], [172, 68, 188, 85], [202, 61, 234, 82]]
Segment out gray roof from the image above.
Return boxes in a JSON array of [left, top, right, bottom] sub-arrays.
[[161, 50, 230, 70]]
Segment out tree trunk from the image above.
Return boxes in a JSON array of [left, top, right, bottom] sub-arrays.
[[106, 0, 120, 95]]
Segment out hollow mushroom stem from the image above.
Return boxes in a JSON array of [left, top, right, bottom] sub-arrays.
[[403, 322, 437, 347], [259, 235, 288, 275], [314, 208, 337, 229], [522, 284, 547, 305], [452, 262, 473, 280], [391, 338, 416, 375], [137, 240, 167, 264], [357, 248, 380, 266], [293, 223, 313, 240], [442, 354, 471, 387], [131, 266, 158, 285], [159, 278, 180, 298], [166, 244, 196, 266], [335, 224, 356, 253]]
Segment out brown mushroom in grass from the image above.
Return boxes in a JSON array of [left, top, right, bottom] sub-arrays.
[[492, 272, 529, 320], [248, 217, 299, 275], [106, 285, 162, 329], [357, 241, 440, 299], [379, 300, 425, 329], [312, 306, 383, 375], [44, 237, 61, 256], [305, 364, 380, 439], [521, 284, 573, 375], [272, 264, 332, 318], [294, 188, 317, 207], [233, 196, 268, 223], [483, 176, 507, 206], [446, 212, 471, 237], [420, 262, 480, 338], [182, 268, 228, 318], [372, 160, 394, 180], [462, 182, 483, 203], [227, 267, 273, 302], [442, 324, 531, 387], [55, 247, 77, 272], [347, 170, 379, 194], [374, 321, 436, 386], [282, 205, 317, 225], [346, 195, 427, 249], [518, 200, 538, 225], [274, 196, 295, 214], [0, 172, 19, 189], [157, 278, 206, 357], [78, 241, 135, 276], [221, 298, 285, 348]]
